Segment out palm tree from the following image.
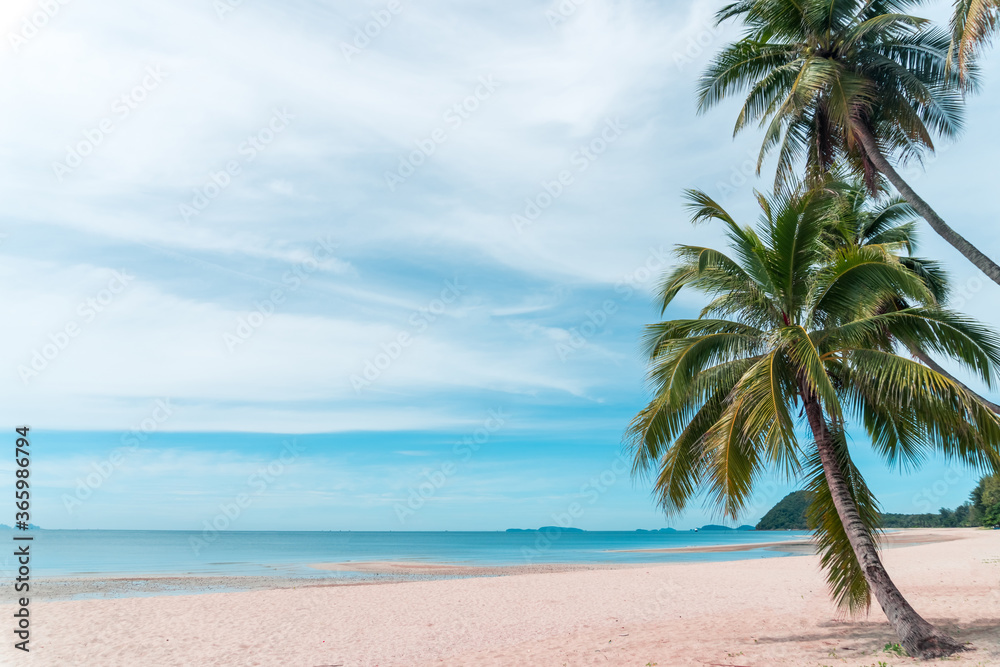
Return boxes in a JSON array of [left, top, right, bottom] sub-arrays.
[[950, 0, 999, 79], [825, 177, 1000, 412], [698, 0, 1000, 286], [627, 184, 1000, 658]]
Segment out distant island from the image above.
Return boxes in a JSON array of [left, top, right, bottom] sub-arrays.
[[0, 523, 42, 530], [757, 478, 1000, 530], [505, 525, 756, 532]]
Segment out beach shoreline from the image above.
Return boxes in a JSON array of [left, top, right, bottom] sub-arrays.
[[23, 529, 976, 601], [10, 527, 998, 666], [307, 560, 634, 577], [604, 528, 965, 554]]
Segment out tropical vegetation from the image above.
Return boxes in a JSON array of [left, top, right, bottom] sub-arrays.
[[756, 490, 811, 529], [757, 475, 1000, 529], [627, 0, 1000, 657], [950, 0, 1000, 79], [969, 472, 1000, 526], [626, 181, 1000, 657], [698, 0, 1000, 286]]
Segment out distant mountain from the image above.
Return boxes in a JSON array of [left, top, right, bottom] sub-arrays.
[[756, 484, 993, 530], [694, 524, 756, 531], [635, 527, 678, 533], [505, 526, 585, 533], [0, 523, 42, 530], [756, 491, 811, 530]]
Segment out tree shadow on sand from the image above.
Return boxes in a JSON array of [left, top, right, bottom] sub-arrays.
[[752, 617, 1000, 657]]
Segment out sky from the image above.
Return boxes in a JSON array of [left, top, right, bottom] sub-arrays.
[[1, 0, 998, 531]]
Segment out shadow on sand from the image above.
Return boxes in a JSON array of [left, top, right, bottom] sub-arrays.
[[752, 617, 1000, 659]]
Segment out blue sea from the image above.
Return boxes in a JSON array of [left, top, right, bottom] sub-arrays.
[[3, 529, 810, 580]]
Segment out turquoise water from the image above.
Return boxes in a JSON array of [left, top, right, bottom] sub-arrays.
[[2, 529, 810, 579]]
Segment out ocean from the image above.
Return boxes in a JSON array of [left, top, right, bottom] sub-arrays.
[[4, 529, 810, 580]]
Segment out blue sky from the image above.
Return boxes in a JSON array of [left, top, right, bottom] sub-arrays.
[[1, 0, 998, 530]]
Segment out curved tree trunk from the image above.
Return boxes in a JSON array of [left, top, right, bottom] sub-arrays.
[[853, 124, 1000, 287], [800, 390, 967, 659]]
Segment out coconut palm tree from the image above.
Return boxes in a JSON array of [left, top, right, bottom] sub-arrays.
[[627, 184, 1000, 657], [950, 0, 999, 79], [825, 177, 1000, 412], [698, 0, 1000, 286]]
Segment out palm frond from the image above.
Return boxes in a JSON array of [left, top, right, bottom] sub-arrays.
[[804, 429, 883, 614]]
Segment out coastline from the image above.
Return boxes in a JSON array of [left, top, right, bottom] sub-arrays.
[[307, 560, 630, 577], [11, 528, 997, 666], [29, 564, 628, 601], [27, 529, 969, 600], [605, 528, 965, 554]]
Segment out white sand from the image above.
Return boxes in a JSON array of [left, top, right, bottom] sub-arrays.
[[10, 528, 999, 666]]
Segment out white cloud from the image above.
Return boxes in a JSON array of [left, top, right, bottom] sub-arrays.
[[0, 0, 997, 435]]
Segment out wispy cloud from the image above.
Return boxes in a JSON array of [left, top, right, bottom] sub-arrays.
[[1, 0, 997, 529]]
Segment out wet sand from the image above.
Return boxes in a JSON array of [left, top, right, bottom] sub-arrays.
[[308, 561, 629, 577], [29, 574, 395, 602]]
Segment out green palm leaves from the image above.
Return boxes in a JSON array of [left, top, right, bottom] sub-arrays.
[[950, 0, 999, 79], [699, 0, 968, 193], [647, 0, 1000, 652], [628, 183, 1000, 610], [697, 0, 1000, 289], [803, 429, 881, 613]]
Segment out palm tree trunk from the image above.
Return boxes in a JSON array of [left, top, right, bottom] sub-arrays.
[[800, 389, 967, 659], [853, 124, 1000, 287]]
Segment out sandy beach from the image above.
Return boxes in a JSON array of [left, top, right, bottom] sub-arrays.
[[12, 528, 999, 666], [602, 530, 966, 555]]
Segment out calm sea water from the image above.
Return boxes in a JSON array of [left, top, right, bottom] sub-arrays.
[[2, 529, 810, 579]]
